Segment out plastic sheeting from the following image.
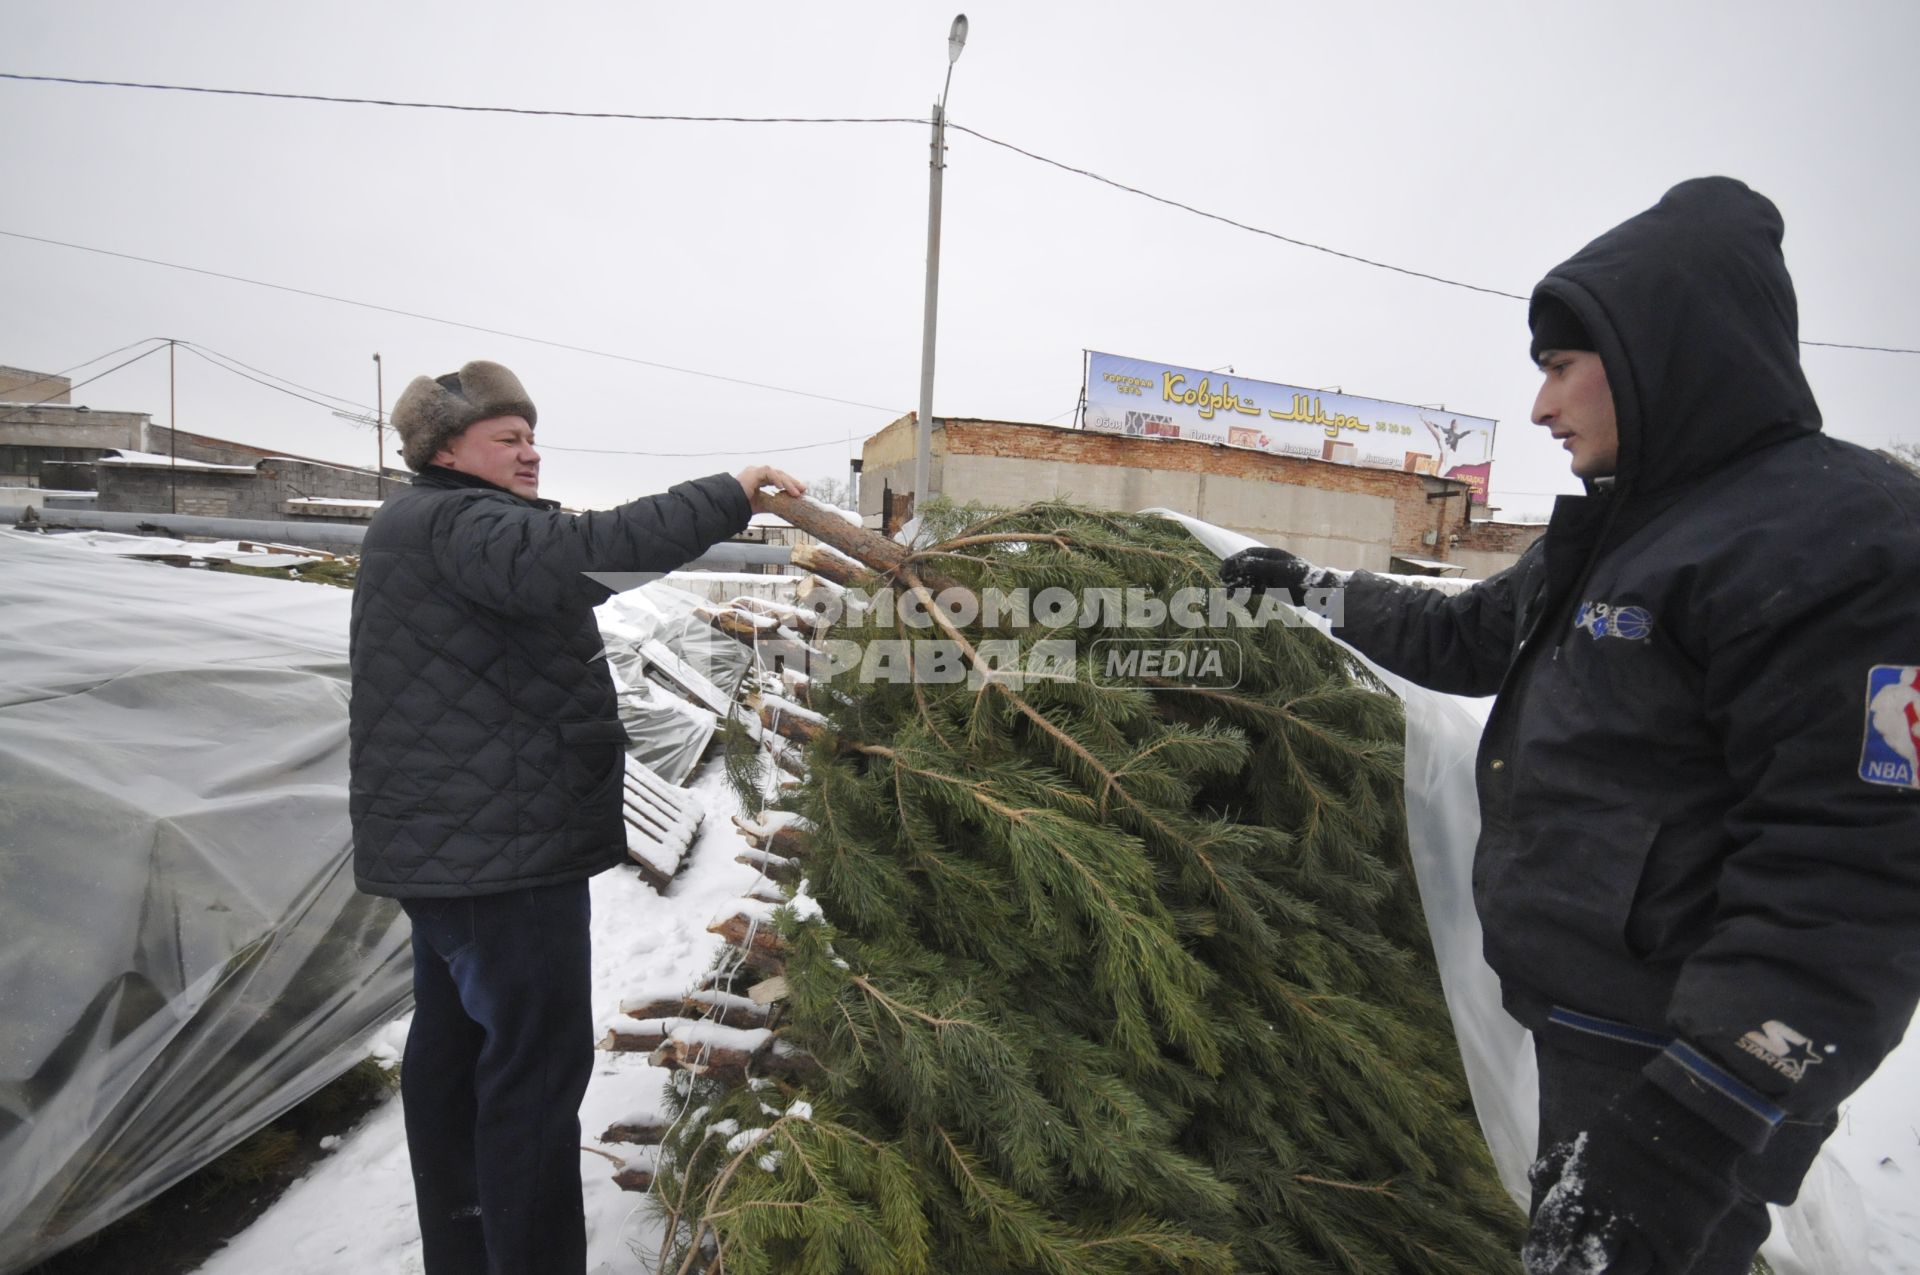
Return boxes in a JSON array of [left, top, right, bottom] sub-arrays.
[[598, 582, 753, 703], [0, 531, 412, 1274], [603, 653, 717, 789], [597, 583, 758, 786], [1158, 512, 1876, 1271]]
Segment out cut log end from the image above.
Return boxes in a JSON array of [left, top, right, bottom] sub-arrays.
[[612, 1166, 656, 1192]]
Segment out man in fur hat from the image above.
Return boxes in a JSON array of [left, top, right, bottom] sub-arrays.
[[1221, 179, 1920, 1273], [348, 359, 804, 1274]]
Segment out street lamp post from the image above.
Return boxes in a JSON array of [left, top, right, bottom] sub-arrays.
[[912, 13, 968, 512], [372, 352, 385, 498]]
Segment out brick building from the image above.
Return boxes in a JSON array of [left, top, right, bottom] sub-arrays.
[[860, 414, 1545, 576], [1451, 515, 1550, 578]]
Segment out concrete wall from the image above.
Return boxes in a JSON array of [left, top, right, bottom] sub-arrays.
[[859, 415, 1489, 574], [0, 367, 70, 403], [1450, 548, 1511, 579], [96, 467, 257, 518], [259, 456, 394, 507], [96, 457, 401, 522], [142, 425, 363, 469], [0, 485, 95, 511], [0, 408, 386, 471], [0, 406, 150, 451], [0, 406, 152, 483]]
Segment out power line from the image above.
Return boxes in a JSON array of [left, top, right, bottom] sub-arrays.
[[0, 342, 170, 427], [1799, 338, 1920, 355], [180, 340, 374, 412], [948, 125, 1920, 355], [179, 342, 859, 453], [0, 72, 924, 127], [947, 124, 1534, 303], [3, 331, 868, 459], [175, 342, 374, 418], [0, 336, 170, 400], [172, 341, 863, 455], [0, 229, 910, 413], [5, 75, 1916, 351], [540, 436, 854, 458]]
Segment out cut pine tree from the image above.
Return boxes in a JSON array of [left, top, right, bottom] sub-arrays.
[[650, 499, 1524, 1275]]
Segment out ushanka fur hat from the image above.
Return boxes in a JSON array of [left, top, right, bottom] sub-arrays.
[[391, 360, 538, 471]]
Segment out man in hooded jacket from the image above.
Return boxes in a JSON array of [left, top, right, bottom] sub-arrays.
[[349, 359, 803, 1275], [1222, 178, 1920, 1273]]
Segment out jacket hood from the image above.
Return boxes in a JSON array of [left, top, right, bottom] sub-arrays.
[[1530, 177, 1820, 497]]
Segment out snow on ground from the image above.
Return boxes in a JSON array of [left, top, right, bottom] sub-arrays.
[[185, 749, 1920, 1275], [190, 761, 774, 1275], [1764, 1034, 1920, 1274]]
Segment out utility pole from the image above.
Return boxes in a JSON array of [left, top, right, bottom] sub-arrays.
[[373, 352, 385, 498], [913, 14, 968, 510], [168, 338, 177, 515]]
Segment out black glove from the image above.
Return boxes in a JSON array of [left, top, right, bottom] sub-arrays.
[[1522, 1080, 1745, 1274], [1218, 547, 1337, 595]]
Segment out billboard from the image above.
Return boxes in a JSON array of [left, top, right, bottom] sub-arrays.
[[1081, 350, 1498, 501]]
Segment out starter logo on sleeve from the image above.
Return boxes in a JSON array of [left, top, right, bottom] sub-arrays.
[[1860, 665, 1920, 789], [1736, 1020, 1827, 1083]]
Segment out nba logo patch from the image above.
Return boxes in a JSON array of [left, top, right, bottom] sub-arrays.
[[1860, 665, 1920, 789]]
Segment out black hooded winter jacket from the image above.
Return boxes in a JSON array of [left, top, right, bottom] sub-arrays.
[[348, 466, 751, 899], [1337, 178, 1920, 1153]]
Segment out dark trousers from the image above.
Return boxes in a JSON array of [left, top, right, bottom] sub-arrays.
[[400, 880, 594, 1275], [1532, 1039, 1834, 1275]]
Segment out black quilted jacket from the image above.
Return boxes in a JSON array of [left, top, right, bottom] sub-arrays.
[[348, 466, 750, 898]]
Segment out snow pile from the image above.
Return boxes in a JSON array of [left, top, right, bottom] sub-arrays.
[[192, 763, 784, 1275]]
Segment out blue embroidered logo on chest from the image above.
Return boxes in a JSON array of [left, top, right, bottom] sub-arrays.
[[1860, 665, 1920, 789], [1573, 601, 1654, 641]]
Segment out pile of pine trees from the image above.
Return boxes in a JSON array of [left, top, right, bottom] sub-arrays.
[[650, 501, 1522, 1274]]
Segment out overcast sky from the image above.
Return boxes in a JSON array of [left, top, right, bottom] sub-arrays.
[[4, 0, 1915, 518]]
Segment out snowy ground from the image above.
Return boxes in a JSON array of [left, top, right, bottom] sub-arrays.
[[190, 761, 771, 1275], [182, 763, 1920, 1275], [1764, 1040, 1920, 1274]]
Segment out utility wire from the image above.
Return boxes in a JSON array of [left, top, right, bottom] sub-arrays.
[[947, 124, 1533, 303], [174, 343, 863, 455], [9, 330, 863, 457], [3, 75, 1913, 350], [0, 336, 170, 399], [540, 436, 853, 458], [182, 340, 860, 453], [180, 340, 375, 413], [174, 344, 864, 454], [0, 73, 924, 126], [2, 73, 1913, 351], [176, 343, 376, 418], [0, 342, 170, 427], [0, 229, 910, 413]]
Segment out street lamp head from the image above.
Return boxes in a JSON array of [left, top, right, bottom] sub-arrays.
[[948, 14, 968, 64]]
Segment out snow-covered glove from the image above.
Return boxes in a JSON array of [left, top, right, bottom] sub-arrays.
[[1218, 547, 1340, 595], [1522, 1080, 1745, 1274]]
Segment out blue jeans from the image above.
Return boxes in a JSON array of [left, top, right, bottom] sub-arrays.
[[400, 880, 594, 1275]]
